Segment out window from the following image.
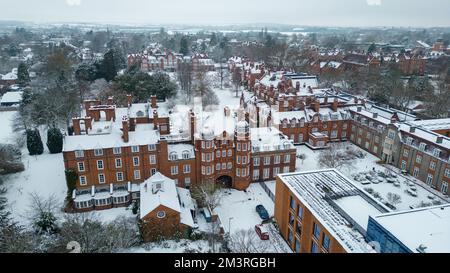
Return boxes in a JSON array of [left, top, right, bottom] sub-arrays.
[[295, 239, 301, 253], [426, 174, 433, 185], [264, 157, 270, 166], [171, 166, 179, 175], [253, 157, 260, 166], [184, 164, 191, 174], [132, 146, 140, 153], [290, 196, 296, 210], [227, 162, 232, 170], [401, 160, 407, 170], [416, 155, 422, 164], [115, 158, 122, 168], [237, 155, 241, 164], [79, 176, 87, 186], [182, 151, 190, 160], [98, 174, 105, 184], [148, 144, 156, 151], [157, 211, 166, 219], [78, 162, 85, 172], [113, 147, 121, 155], [97, 160, 104, 170], [296, 221, 302, 236], [283, 166, 290, 173], [263, 168, 270, 179], [170, 152, 178, 161], [236, 168, 241, 177], [228, 150, 232, 157], [133, 156, 140, 167], [116, 172, 124, 182], [313, 223, 321, 240], [311, 242, 319, 253], [242, 143, 247, 151], [273, 167, 280, 177], [322, 234, 331, 252], [429, 161, 436, 171], [94, 149, 103, 156], [413, 168, 419, 178], [253, 170, 260, 180], [216, 163, 221, 171], [216, 151, 221, 158], [149, 155, 156, 165], [288, 229, 294, 243], [151, 168, 157, 176], [419, 143, 426, 151], [242, 156, 247, 164], [134, 170, 141, 180], [222, 163, 226, 170], [441, 182, 449, 194], [274, 155, 280, 164], [237, 143, 241, 151], [403, 149, 409, 157], [284, 154, 291, 163], [445, 169, 450, 178], [297, 205, 303, 219], [222, 150, 226, 157], [433, 149, 441, 158], [75, 150, 84, 158], [185, 178, 191, 187]]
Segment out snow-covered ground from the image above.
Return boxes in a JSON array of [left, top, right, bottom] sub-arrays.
[[123, 239, 212, 253], [0, 110, 17, 144], [213, 183, 292, 253], [295, 143, 450, 211]]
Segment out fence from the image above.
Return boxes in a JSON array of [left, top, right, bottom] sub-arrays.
[[259, 182, 275, 202]]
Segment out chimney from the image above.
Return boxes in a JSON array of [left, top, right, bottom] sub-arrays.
[[84, 117, 92, 133], [190, 110, 196, 142], [107, 96, 114, 105], [295, 82, 300, 92], [151, 95, 158, 109], [373, 113, 378, 119], [122, 117, 129, 143], [313, 101, 320, 113], [324, 96, 328, 104], [224, 107, 230, 117], [354, 97, 358, 104], [84, 101, 92, 112], [126, 94, 132, 108], [72, 118, 81, 135], [299, 101, 305, 111], [436, 136, 444, 144], [410, 127, 416, 133], [332, 98, 338, 112], [153, 110, 159, 130]]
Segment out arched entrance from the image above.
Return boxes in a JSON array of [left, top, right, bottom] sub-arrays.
[[216, 175, 233, 188]]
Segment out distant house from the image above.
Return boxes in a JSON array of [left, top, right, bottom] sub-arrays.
[[0, 68, 18, 86], [0, 91, 23, 107], [139, 172, 197, 242]]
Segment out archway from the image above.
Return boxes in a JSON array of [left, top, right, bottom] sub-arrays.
[[216, 175, 233, 188]]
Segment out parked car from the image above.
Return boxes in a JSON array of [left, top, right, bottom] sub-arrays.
[[255, 224, 270, 240], [256, 205, 270, 220]]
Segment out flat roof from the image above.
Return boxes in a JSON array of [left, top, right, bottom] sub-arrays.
[[372, 204, 450, 253], [279, 169, 389, 253]]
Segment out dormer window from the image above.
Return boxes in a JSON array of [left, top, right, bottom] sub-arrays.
[[113, 147, 122, 155], [75, 150, 84, 158], [94, 149, 103, 156], [132, 146, 140, 153], [182, 151, 190, 160], [406, 137, 413, 145], [419, 143, 426, 151], [433, 148, 441, 158], [169, 152, 178, 161]]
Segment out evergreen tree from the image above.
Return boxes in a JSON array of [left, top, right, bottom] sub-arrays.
[[102, 49, 118, 82], [180, 36, 189, 56], [26, 129, 44, 156], [65, 169, 78, 200], [368, 43, 376, 54], [17, 62, 30, 86], [210, 32, 218, 46], [46, 128, 63, 154], [35, 211, 58, 234]]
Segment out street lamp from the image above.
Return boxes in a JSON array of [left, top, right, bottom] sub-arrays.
[[228, 217, 234, 234]]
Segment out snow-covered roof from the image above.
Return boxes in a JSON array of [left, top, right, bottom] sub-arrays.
[[397, 123, 450, 150], [250, 127, 295, 153], [63, 122, 160, 152], [0, 91, 23, 104], [372, 204, 450, 253], [1, 71, 18, 81], [168, 144, 195, 161], [139, 173, 179, 218], [279, 169, 389, 253], [410, 118, 450, 132]]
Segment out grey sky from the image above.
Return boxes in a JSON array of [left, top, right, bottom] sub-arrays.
[[0, 0, 449, 27]]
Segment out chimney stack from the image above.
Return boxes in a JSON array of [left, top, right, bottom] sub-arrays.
[[295, 82, 300, 92], [153, 110, 159, 130], [122, 117, 129, 143], [72, 118, 81, 135], [126, 94, 132, 108], [84, 117, 92, 134], [107, 96, 114, 105], [332, 98, 339, 112], [151, 95, 158, 109], [313, 100, 320, 113]]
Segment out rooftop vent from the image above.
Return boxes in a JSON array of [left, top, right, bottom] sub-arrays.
[[436, 136, 444, 144], [410, 127, 416, 133]]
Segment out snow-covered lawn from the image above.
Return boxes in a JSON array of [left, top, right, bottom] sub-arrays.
[[295, 143, 450, 211], [0, 110, 17, 144], [123, 239, 212, 253], [213, 183, 292, 253]]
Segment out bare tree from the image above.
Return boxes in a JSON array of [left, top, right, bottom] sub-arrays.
[[228, 229, 271, 253], [232, 66, 242, 97], [192, 69, 219, 109], [386, 193, 402, 208], [178, 60, 194, 103], [191, 181, 224, 212], [318, 143, 355, 171]]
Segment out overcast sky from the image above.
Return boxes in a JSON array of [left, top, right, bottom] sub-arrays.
[[0, 0, 449, 27]]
